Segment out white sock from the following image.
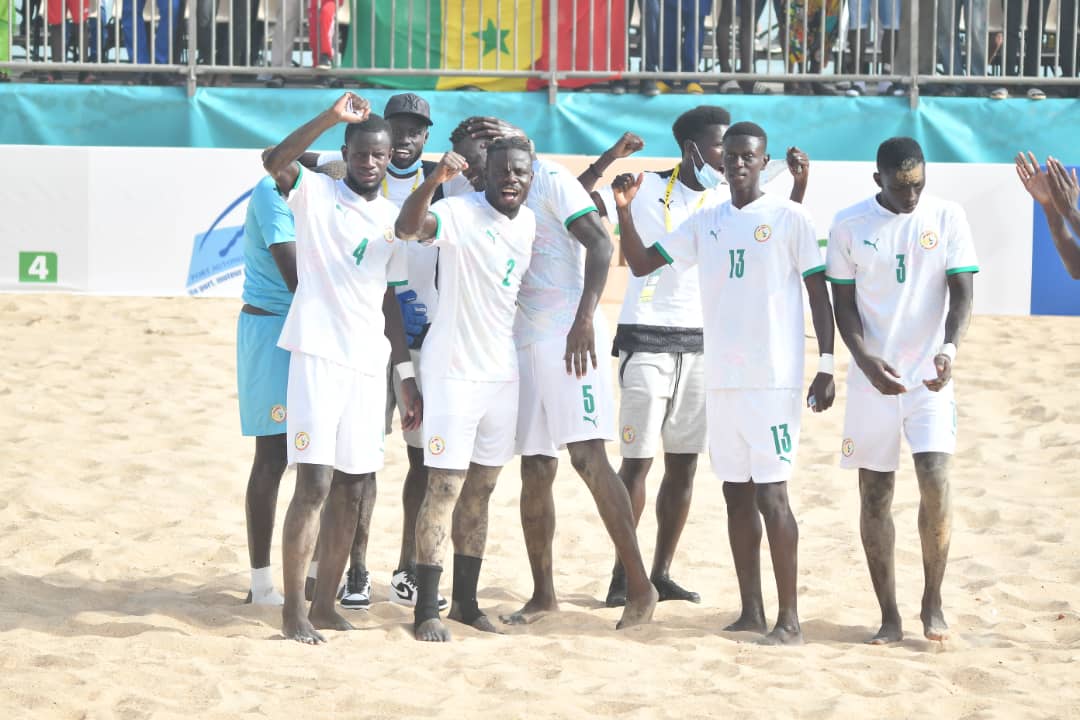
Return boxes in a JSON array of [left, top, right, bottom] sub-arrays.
[[307, 560, 319, 580], [251, 566, 275, 595]]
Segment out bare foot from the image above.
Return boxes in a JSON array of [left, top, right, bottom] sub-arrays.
[[415, 618, 452, 642], [282, 609, 326, 645], [922, 608, 949, 641], [499, 597, 559, 625], [723, 612, 768, 633], [616, 583, 658, 629], [867, 619, 904, 645], [309, 606, 355, 632], [758, 624, 804, 646], [652, 576, 701, 604]]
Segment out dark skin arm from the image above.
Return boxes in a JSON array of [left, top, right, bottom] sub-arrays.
[[263, 92, 370, 195], [269, 243, 298, 293], [463, 116, 526, 141], [395, 152, 468, 241], [1015, 152, 1080, 279], [804, 272, 835, 412], [832, 283, 907, 395], [924, 272, 974, 391], [383, 286, 422, 431], [578, 132, 646, 200], [611, 172, 669, 276], [564, 211, 612, 378], [787, 147, 810, 204]]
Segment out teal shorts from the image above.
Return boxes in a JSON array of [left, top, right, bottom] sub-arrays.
[[237, 310, 291, 437]]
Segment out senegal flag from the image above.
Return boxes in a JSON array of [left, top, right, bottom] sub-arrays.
[[342, 0, 625, 91]]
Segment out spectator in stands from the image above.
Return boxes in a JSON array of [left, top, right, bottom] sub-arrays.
[[262, 0, 302, 87], [120, 0, 182, 73], [641, 0, 713, 95], [716, 0, 787, 94], [783, 0, 841, 95], [309, 0, 337, 69], [841, 0, 900, 96], [41, 0, 95, 82], [0, 0, 9, 81], [997, 0, 1077, 99], [934, 0, 990, 96]]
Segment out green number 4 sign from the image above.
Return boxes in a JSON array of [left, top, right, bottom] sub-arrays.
[[19, 252, 58, 283]]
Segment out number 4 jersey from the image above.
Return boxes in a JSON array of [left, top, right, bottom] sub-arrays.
[[826, 193, 979, 390], [421, 192, 537, 382], [277, 167, 406, 373], [654, 192, 825, 390]]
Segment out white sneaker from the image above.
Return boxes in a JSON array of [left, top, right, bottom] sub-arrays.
[[340, 567, 371, 610], [390, 568, 448, 611]]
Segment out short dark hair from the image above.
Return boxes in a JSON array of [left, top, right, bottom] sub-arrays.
[[487, 135, 533, 157], [449, 118, 474, 146], [876, 136, 925, 173], [723, 121, 767, 148], [344, 114, 392, 145], [672, 106, 732, 148]]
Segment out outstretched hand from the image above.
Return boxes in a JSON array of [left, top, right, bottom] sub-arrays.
[[1015, 151, 1053, 206], [432, 151, 469, 184], [611, 172, 644, 208], [1046, 156, 1080, 217], [330, 92, 371, 124], [858, 354, 907, 396]]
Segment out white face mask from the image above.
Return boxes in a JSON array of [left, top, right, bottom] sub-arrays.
[[690, 142, 724, 190]]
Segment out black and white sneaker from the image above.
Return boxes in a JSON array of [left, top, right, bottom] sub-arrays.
[[340, 567, 371, 610], [390, 568, 448, 611]]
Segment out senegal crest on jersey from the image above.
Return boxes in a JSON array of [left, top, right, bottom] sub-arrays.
[[919, 230, 939, 250], [383, 226, 395, 243], [754, 224, 772, 243]]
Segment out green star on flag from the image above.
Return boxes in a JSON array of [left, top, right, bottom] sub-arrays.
[[472, 18, 510, 55]]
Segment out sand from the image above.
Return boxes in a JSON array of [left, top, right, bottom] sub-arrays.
[[2, 292, 1079, 720]]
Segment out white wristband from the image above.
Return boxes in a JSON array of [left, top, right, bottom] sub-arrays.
[[817, 353, 834, 375], [938, 343, 957, 363], [395, 361, 415, 381]]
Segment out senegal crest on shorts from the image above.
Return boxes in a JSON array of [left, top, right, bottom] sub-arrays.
[[754, 224, 772, 243], [383, 226, 395, 243], [295, 432, 310, 451], [841, 438, 855, 457], [428, 435, 446, 455], [270, 404, 286, 423], [621, 425, 636, 444], [919, 230, 939, 250]]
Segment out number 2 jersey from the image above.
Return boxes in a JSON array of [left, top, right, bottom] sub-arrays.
[[826, 193, 979, 390], [277, 167, 406, 373], [421, 192, 537, 382], [654, 192, 825, 390]]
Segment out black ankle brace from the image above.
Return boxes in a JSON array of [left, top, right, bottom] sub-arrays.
[[413, 564, 443, 627], [452, 554, 484, 625]]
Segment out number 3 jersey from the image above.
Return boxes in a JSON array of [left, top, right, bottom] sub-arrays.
[[421, 191, 537, 382], [277, 167, 407, 373], [654, 192, 824, 390], [826, 194, 979, 390]]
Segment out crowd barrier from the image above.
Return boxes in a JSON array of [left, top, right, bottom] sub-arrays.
[[2, 0, 1079, 100], [2, 144, 1075, 316]]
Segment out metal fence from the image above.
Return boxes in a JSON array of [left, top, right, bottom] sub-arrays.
[[2, 0, 1078, 102]]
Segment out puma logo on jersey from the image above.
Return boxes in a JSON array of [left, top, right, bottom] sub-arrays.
[[778, 456, 791, 464], [709, 230, 719, 242], [863, 239, 880, 251], [485, 229, 498, 244]]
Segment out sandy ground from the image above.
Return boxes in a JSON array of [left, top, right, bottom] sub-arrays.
[[2, 293, 1079, 720]]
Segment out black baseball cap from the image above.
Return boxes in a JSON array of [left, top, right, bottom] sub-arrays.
[[383, 93, 433, 126]]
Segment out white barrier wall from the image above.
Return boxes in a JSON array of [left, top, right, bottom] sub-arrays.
[[0, 146, 1034, 315]]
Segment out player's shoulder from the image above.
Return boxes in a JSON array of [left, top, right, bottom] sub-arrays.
[[765, 193, 813, 225], [831, 195, 880, 229], [918, 193, 965, 220], [250, 175, 283, 205], [369, 193, 400, 220]]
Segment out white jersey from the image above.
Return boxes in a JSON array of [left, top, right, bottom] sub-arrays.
[[655, 192, 825, 390], [421, 192, 536, 382], [597, 168, 726, 329], [513, 158, 599, 348], [826, 193, 979, 389], [383, 168, 439, 321], [278, 167, 407, 373]]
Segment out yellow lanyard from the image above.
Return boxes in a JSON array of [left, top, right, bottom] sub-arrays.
[[663, 164, 708, 232], [382, 167, 423, 198]]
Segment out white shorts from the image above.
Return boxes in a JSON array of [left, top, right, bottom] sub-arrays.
[[705, 388, 803, 484], [840, 367, 957, 472], [423, 378, 518, 470], [286, 351, 386, 475], [618, 350, 707, 459], [516, 328, 616, 458], [385, 348, 424, 449]]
